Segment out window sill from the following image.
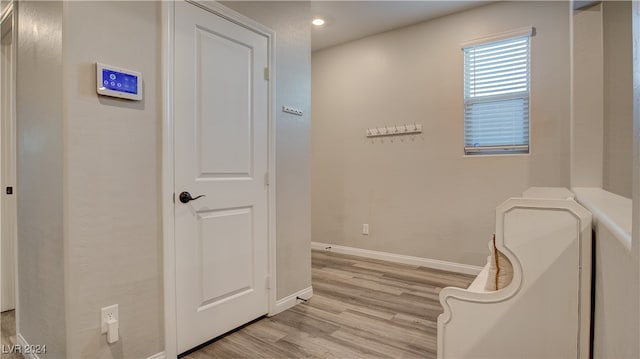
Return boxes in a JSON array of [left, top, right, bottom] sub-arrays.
[[462, 152, 531, 158]]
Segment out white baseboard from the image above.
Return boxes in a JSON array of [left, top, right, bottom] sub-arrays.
[[15, 333, 165, 359], [16, 333, 41, 359], [311, 242, 482, 275], [270, 286, 313, 316]]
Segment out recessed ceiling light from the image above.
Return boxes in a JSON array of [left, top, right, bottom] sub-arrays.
[[312, 18, 325, 26]]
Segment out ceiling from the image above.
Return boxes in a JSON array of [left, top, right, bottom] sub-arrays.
[[311, 1, 494, 52]]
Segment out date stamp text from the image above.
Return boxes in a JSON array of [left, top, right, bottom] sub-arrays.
[[2, 344, 47, 355]]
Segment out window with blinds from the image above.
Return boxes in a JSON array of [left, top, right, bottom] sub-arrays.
[[463, 32, 531, 155]]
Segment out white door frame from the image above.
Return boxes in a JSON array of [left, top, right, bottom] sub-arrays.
[[161, 1, 277, 357], [0, 0, 18, 325]]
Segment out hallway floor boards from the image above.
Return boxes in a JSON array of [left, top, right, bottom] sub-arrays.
[[184, 249, 474, 359], [1, 310, 23, 359]]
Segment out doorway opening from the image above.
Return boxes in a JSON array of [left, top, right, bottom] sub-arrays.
[[0, 2, 18, 354]]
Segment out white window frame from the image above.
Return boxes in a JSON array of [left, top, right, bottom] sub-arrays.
[[462, 27, 535, 156]]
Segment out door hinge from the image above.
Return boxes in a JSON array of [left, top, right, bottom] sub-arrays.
[[264, 67, 269, 81], [266, 275, 271, 290], [264, 172, 270, 186]]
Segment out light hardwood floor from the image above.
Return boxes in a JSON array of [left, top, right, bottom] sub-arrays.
[[184, 250, 475, 359], [0, 251, 473, 359], [1, 310, 23, 359]]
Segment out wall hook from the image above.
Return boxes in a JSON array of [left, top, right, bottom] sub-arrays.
[[365, 123, 422, 138]]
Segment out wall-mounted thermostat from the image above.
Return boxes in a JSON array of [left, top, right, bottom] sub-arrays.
[[96, 63, 142, 101]]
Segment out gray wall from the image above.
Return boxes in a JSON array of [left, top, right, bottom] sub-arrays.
[[571, 3, 604, 189], [311, 1, 571, 266], [16, 2, 66, 358], [63, 2, 163, 358], [603, 0, 633, 198], [222, 1, 312, 299]]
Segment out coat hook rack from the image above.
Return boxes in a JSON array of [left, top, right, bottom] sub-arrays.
[[366, 123, 422, 138]]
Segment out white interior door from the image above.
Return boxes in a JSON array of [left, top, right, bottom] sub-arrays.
[[174, 1, 269, 353], [1, 10, 16, 313]]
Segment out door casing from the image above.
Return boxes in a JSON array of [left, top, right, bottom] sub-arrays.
[[0, 0, 18, 328], [161, 1, 277, 357]]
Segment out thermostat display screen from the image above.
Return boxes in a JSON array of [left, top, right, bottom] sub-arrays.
[[96, 63, 142, 101], [101, 69, 138, 95]]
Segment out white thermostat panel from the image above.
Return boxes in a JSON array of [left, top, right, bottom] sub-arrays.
[[96, 63, 142, 100]]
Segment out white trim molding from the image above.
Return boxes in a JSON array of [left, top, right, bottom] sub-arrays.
[[461, 26, 535, 48], [271, 286, 313, 316], [146, 352, 166, 359], [311, 242, 482, 276], [160, 1, 177, 357], [15, 333, 41, 359]]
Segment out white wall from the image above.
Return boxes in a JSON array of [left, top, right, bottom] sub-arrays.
[[571, 1, 633, 198], [571, 3, 604, 189], [18, 2, 162, 358], [312, 1, 571, 266], [603, 1, 633, 198], [593, 221, 638, 358], [572, 188, 639, 359], [571, 2, 638, 357], [63, 2, 163, 358], [222, 1, 312, 299], [16, 2, 66, 358]]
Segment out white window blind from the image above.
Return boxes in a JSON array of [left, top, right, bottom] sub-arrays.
[[464, 33, 531, 155]]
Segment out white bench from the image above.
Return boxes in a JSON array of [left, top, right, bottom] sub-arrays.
[[437, 188, 592, 358]]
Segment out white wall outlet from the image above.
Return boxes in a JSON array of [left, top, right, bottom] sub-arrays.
[[101, 304, 119, 334], [282, 105, 303, 116], [362, 224, 369, 235]]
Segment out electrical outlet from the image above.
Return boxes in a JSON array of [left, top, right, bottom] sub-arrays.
[[362, 224, 369, 235], [101, 304, 119, 334]]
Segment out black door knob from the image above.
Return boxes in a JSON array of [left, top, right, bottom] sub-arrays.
[[179, 191, 206, 204]]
